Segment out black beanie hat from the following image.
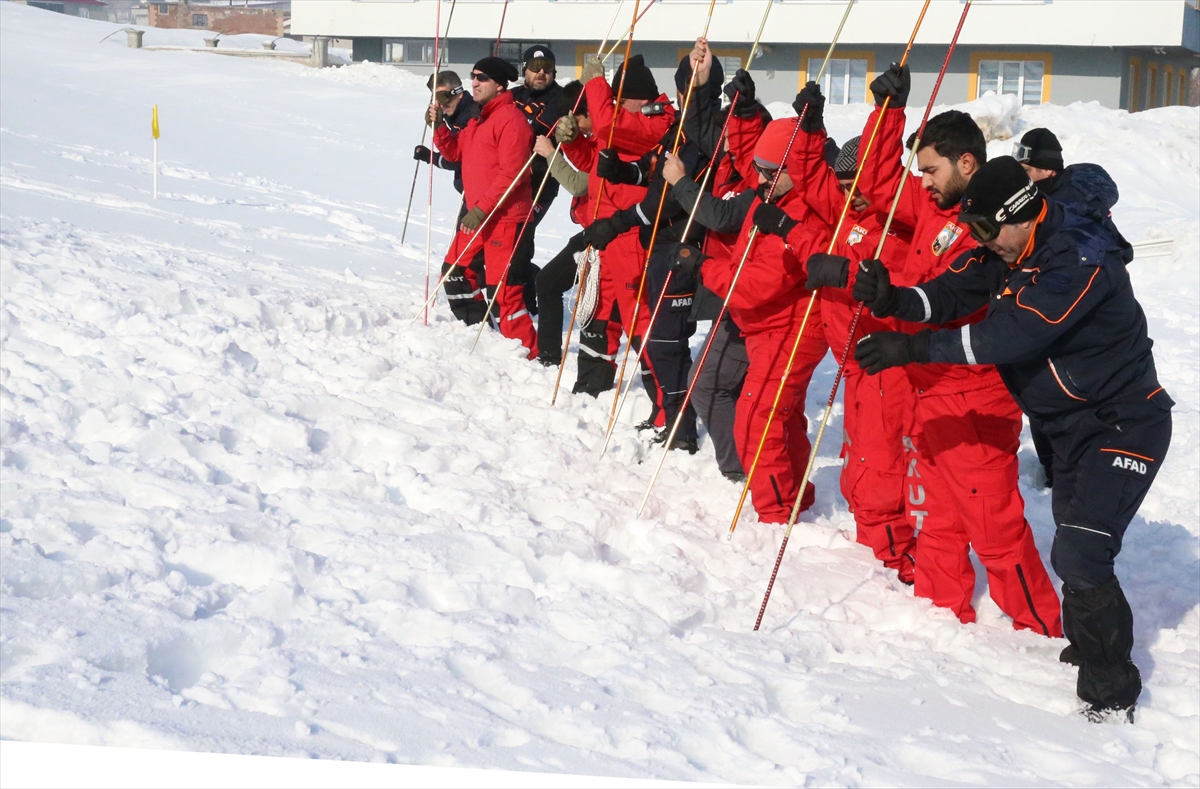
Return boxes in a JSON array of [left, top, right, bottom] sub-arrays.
[[959, 156, 1043, 225], [473, 56, 518, 86], [612, 54, 659, 101], [522, 45, 555, 66], [1017, 127, 1064, 171], [674, 52, 724, 98], [834, 136, 860, 178]]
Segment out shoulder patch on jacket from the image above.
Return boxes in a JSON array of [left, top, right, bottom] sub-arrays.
[[932, 222, 963, 256], [847, 224, 868, 246]]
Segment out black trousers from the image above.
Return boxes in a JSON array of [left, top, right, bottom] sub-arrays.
[[642, 245, 698, 442], [688, 319, 748, 476], [535, 242, 578, 361], [1047, 388, 1173, 711]]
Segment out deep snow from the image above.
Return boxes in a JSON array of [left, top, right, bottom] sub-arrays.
[[1, 4, 1197, 786]]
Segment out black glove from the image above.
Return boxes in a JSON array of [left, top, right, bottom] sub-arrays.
[[597, 148, 643, 186], [805, 254, 849, 290], [855, 329, 930, 375], [724, 69, 757, 117], [583, 214, 630, 251], [870, 62, 910, 108], [669, 242, 708, 276], [752, 203, 798, 239], [565, 231, 589, 256], [851, 258, 899, 317], [413, 144, 441, 166], [792, 81, 825, 133]]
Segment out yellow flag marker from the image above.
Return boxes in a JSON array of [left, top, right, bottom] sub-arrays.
[[151, 105, 159, 199]]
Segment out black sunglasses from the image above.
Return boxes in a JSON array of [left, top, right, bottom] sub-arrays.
[[470, 71, 494, 84], [753, 162, 783, 181]]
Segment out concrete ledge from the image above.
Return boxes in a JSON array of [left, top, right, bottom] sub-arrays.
[[141, 46, 316, 65]]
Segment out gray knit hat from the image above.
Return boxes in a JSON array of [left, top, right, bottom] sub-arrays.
[[834, 136, 860, 178]]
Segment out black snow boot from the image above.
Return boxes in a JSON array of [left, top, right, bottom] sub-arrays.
[[1062, 577, 1141, 718]]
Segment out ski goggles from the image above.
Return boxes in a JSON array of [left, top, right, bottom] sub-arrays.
[[1011, 141, 1033, 163], [962, 215, 1002, 244], [524, 57, 556, 75], [434, 85, 465, 105]]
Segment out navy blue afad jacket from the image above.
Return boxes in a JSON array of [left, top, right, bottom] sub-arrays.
[[1038, 162, 1132, 260], [891, 197, 1165, 426]]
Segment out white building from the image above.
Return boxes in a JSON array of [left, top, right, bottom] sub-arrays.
[[292, 0, 1199, 110]]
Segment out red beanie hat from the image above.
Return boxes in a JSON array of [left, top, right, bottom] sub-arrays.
[[754, 118, 798, 170]]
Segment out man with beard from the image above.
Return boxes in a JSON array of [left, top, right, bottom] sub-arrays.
[[851, 63, 1061, 636]]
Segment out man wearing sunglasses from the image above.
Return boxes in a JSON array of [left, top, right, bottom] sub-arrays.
[[431, 56, 538, 357], [852, 156, 1172, 723], [512, 46, 565, 220], [847, 63, 1061, 640], [414, 71, 488, 325]]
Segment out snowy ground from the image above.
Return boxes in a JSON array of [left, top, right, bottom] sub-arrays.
[[2, 4, 1198, 785]]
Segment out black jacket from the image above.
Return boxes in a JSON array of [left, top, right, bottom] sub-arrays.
[[1037, 163, 1132, 263], [512, 82, 565, 209], [436, 95, 481, 194], [891, 198, 1165, 427], [615, 118, 711, 249]]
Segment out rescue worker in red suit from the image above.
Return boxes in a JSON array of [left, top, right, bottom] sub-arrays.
[[559, 54, 674, 411], [851, 62, 1061, 635], [666, 118, 830, 523], [754, 82, 919, 582], [431, 56, 538, 358]]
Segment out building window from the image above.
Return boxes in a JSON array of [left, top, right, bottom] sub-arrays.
[[1127, 58, 1141, 111], [191, 13, 208, 27], [1164, 65, 1175, 105], [800, 50, 873, 104], [385, 40, 448, 65], [1179, 69, 1188, 107], [970, 52, 1051, 105], [812, 57, 868, 104], [978, 59, 1043, 105], [158, 4, 170, 13], [575, 43, 623, 81], [1146, 63, 1159, 110]]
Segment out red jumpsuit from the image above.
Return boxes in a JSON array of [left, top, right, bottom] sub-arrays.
[[856, 106, 1061, 636], [562, 77, 674, 397], [785, 126, 919, 582], [434, 91, 538, 357], [701, 184, 829, 524]]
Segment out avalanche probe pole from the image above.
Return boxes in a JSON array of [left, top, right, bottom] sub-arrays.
[[730, 0, 933, 539], [635, 0, 857, 517], [422, 0, 446, 326], [494, 0, 509, 56], [599, 1, 774, 458], [401, 0, 458, 245], [550, 0, 645, 404], [753, 0, 973, 633]]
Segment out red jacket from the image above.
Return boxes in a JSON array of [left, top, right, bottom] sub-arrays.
[[433, 91, 533, 224], [561, 76, 674, 222], [855, 106, 1001, 395], [704, 111, 764, 262], [700, 186, 818, 336], [785, 125, 916, 369]]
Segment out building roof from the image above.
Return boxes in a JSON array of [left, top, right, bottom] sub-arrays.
[[291, 0, 1199, 52]]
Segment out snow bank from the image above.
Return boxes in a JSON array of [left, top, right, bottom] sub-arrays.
[[2, 3, 1198, 785]]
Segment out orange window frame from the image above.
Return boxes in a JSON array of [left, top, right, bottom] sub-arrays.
[[968, 51, 1053, 103], [1147, 62, 1159, 109]]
